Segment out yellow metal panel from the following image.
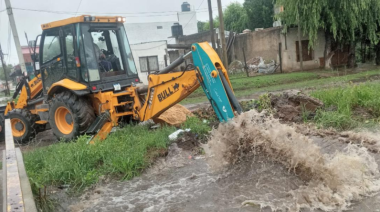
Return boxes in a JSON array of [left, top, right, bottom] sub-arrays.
[[41, 15, 126, 30], [89, 122, 113, 144], [35, 120, 48, 125], [137, 70, 200, 121], [48, 79, 87, 95]]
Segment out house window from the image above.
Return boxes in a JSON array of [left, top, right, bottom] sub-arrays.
[[157, 26, 163, 29], [296, 40, 313, 62], [139, 56, 159, 73]]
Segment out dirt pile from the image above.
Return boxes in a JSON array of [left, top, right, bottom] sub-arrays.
[[193, 106, 217, 120], [204, 110, 380, 211], [155, 104, 193, 127], [270, 90, 323, 122]]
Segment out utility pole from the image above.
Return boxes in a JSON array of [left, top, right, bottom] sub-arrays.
[[217, 0, 228, 68], [207, 0, 216, 49], [5, 0, 27, 74], [0, 44, 11, 96]]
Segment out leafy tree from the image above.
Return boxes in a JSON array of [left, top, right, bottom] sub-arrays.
[[244, 0, 274, 29], [223, 2, 248, 32], [277, 0, 380, 68], [202, 17, 220, 32], [198, 21, 207, 32], [0, 64, 13, 81]]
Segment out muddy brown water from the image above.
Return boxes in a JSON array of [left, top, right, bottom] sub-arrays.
[[65, 138, 380, 212], [64, 111, 380, 212]]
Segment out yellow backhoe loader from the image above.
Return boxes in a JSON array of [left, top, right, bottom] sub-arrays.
[[0, 15, 241, 143]]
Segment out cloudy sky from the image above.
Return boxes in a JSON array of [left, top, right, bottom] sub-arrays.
[[0, 0, 244, 65]]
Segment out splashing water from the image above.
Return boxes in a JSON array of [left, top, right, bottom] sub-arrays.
[[205, 110, 380, 211]]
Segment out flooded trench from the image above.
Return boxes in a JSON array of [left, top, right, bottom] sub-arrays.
[[67, 111, 380, 212]]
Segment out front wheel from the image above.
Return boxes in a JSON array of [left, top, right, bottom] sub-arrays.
[[8, 109, 37, 143], [49, 91, 95, 141]]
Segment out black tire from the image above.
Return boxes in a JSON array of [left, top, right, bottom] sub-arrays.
[[0, 114, 5, 142], [49, 91, 95, 141], [8, 109, 37, 143]]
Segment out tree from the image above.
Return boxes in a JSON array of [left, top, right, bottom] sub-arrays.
[[198, 21, 207, 32], [277, 0, 380, 68], [223, 2, 248, 33], [202, 17, 220, 32], [0, 64, 13, 81], [244, 0, 274, 30]]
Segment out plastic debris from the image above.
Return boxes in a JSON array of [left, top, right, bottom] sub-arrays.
[[169, 128, 191, 141]]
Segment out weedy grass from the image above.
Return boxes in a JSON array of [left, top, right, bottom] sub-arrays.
[[23, 116, 211, 198], [186, 72, 318, 99], [24, 124, 175, 194], [311, 82, 380, 130], [182, 116, 211, 137], [181, 69, 380, 104]]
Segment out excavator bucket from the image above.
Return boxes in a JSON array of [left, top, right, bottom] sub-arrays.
[[191, 42, 242, 122]]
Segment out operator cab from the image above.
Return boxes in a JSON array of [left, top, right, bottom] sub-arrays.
[[36, 16, 139, 94]]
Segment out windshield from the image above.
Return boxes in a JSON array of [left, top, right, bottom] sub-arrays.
[[80, 23, 137, 82]]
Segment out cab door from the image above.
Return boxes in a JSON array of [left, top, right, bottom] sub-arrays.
[[39, 27, 65, 93], [39, 26, 79, 94]]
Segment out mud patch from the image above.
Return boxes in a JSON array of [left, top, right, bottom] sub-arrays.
[[270, 90, 323, 122], [174, 132, 201, 153], [205, 110, 380, 211]]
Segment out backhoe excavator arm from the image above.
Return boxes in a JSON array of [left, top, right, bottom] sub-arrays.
[[133, 42, 242, 123]]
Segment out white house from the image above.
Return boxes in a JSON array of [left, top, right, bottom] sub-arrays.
[[124, 10, 198, 45], [130, 41, 169, 85], [125, 2, 198, 84]]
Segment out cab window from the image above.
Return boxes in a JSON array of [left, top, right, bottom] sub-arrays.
[[63, 27, 77, 79], [42, 30, 61, 64]]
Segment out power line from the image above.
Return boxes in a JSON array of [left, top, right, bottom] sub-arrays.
[[75, 0, 83, 16], [10, 6, 222, 17]]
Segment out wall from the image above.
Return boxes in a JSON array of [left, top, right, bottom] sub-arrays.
[[130, 41, 169, 85], [281, 28, 325, 72], [230, 27, 326, 72], [177, 11, 198, 36], [231, 27, 282, 64], [177, 29, 218, 47], [125, 11, 198, 45], [125, 22, 176, 45]]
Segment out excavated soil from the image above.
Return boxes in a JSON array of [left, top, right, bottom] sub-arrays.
[[155, 104, 194, 127], [270, 90, 323, 122]]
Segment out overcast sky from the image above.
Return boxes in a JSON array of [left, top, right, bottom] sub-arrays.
[[0, 0, 244, 65]]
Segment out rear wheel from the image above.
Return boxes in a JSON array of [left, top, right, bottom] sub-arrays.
[[8, 109, 37, 143], [49, 91, 95, 141]]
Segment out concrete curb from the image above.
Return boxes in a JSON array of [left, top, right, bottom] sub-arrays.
[[15, 149, 37, 212]]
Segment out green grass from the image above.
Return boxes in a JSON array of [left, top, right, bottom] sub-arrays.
[[311, 82, 380, 130], [181, 69, 380, 104], [182, 72, 319, 104], [24, 124, 175, 194], [182, 116, 211, 138], [23, 117, 211, 198]]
